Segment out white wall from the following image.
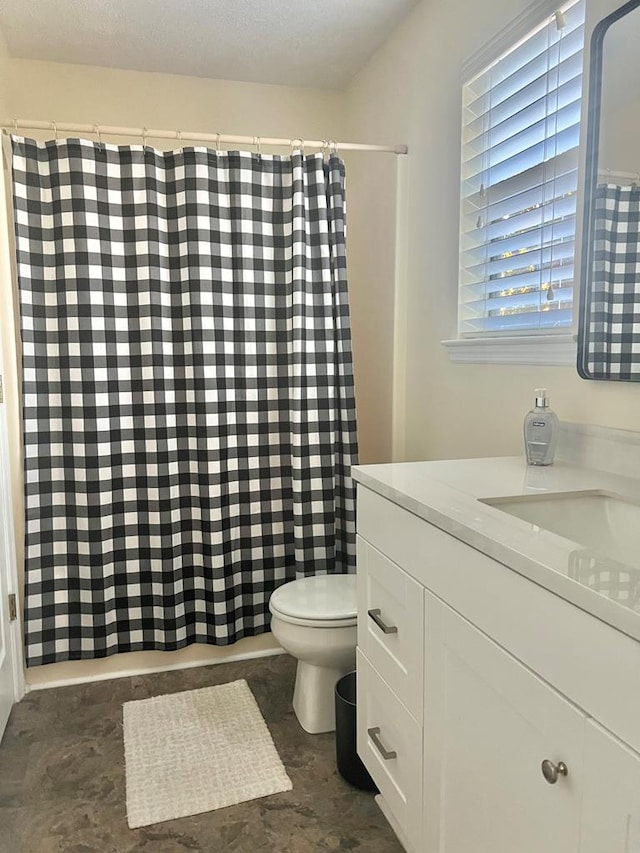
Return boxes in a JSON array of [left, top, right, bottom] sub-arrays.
[[3, 58, 348, 686], [345, 0, 640, 464]]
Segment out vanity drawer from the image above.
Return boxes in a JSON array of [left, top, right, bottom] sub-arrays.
[[357, 650, 423, 853], [357, 536, 424, 722]]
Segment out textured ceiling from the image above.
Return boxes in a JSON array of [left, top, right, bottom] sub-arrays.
[[0, 0, 419, 89]]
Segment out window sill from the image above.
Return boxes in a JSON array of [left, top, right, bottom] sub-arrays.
[[441, 334, 577, 366]]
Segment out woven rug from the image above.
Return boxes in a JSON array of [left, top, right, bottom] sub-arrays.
[[123, 678, 292, 828]]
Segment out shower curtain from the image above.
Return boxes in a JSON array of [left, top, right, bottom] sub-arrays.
[[11, 137, 358, 666], [589, 183, 640, 379]]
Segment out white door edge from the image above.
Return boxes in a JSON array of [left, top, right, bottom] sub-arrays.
[[0, 396, 25, 704]]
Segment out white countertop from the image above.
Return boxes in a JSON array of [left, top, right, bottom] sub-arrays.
[[353, 457, 640, 642]]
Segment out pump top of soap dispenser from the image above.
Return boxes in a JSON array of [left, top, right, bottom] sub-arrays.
[[534, 388, 549, 408]]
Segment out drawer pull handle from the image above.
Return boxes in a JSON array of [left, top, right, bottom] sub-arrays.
[[368, 726, 397, 760], [541, 759, 568, 784], [368, 608, 398, 635]]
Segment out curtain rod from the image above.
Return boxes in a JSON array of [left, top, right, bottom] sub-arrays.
[[1, 119, 408, 155]]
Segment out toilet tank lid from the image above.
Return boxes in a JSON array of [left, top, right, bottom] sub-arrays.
[[269, 574, 357, 621]]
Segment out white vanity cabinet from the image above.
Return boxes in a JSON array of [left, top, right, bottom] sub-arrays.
[[355, 482, 640, 853]]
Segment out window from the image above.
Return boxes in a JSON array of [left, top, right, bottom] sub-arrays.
[[457, 0, 585, 341]]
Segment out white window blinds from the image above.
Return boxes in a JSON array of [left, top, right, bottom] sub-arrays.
[[459, 0, 585, 336]]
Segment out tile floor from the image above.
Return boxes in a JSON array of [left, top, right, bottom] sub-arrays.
[[0, 653, 403, 853]]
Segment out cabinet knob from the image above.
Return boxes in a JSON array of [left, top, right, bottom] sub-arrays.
[[541, 759, 568, 784]]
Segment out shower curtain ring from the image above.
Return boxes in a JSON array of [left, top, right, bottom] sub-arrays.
[[291, 137, 303, 154], [142, 127, 148, 147], [51, 121, 58, 141], [177, 129, 183, 147], [254, 136, 261, 155], [330, 139, 338, 156], [13, 118, 18, 134], [216, 132, 222, 152], [94, 123, 101, 143]]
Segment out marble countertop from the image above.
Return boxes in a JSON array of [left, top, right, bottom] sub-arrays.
[[353, 457, 640, 642]]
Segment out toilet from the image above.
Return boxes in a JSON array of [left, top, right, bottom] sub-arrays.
[[269, 573, 357, 734]]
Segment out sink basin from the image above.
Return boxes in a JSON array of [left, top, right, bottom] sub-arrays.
[[480, 490, 640, 569]]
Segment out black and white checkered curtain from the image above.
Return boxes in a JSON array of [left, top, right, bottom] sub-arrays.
[[12, 137, 358, 666], [588, 183, 640, 379]]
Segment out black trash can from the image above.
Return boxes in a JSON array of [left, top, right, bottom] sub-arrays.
[[335, 671, 377, 791]]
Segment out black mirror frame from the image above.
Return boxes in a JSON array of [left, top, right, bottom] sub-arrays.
[[577, 0, 640, 380]]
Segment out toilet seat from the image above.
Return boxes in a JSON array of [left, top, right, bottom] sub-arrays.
[[269, 574, 357, 628], [270, 611, 357, 628]]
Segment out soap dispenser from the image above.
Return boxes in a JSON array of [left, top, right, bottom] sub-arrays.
[[523, 388, 559, 466]]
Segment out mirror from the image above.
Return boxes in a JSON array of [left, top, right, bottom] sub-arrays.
[[578, 0, 640, 380]]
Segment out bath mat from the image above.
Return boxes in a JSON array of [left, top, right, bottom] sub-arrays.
[[123, 679, 292, 828]]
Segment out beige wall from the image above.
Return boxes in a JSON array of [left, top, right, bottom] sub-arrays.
[[345, 0, 640, 464], [3, 59, 349, 685], [599, 4, 640, 174], [6, 58, 344, 141], [600, 102, 640, 175], [0, 30, 8, 114], [341, 151, 398, 463]]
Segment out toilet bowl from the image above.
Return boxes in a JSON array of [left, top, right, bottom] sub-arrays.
[[269, 574, 357, 734]]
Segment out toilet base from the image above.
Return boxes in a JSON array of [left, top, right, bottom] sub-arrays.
[[292, 660, 352, 734]]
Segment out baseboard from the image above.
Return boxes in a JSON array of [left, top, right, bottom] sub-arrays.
[[26, 646, 286, 692]]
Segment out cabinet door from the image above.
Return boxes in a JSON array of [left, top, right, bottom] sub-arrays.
[[423, 592, 586, 853], [581, 719, 640, 852]]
